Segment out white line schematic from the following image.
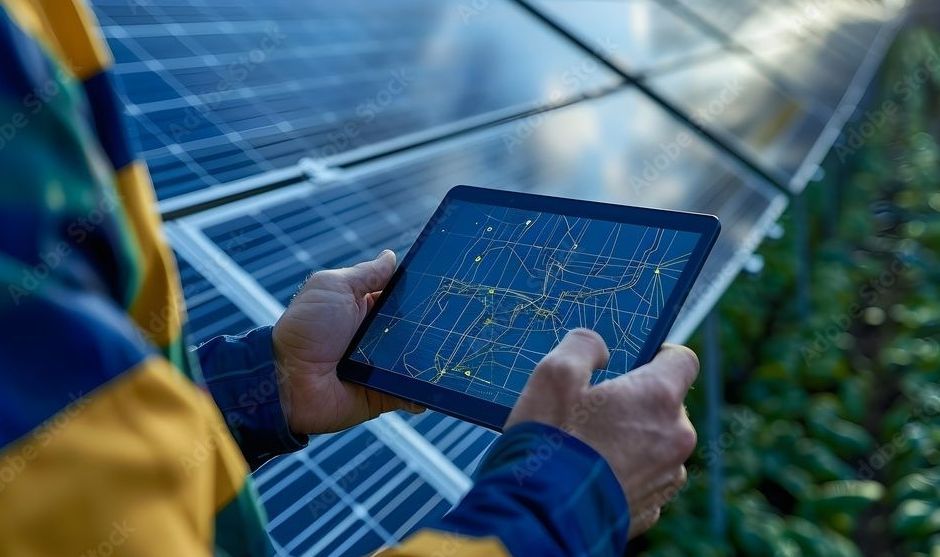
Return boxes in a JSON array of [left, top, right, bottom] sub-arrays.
[[353, 201, 701, 407]]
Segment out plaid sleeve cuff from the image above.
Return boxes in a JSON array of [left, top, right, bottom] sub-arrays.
[[195, 326, 308, 470], [437, 421, 629, 557]]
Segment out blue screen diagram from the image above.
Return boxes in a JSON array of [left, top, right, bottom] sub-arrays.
[[352, 201, 701, 407]]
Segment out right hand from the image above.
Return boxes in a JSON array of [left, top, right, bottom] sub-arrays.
[[505, 328, 700, 539]]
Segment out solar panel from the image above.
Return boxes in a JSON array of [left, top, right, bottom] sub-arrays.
[[527, 0, 723, 74], [256, 428, 453, 556], [649, 52, 830, 189], [182, 86, 786, 355], [173, 250, 256, 343], [667, 0, 903, 113], [667, 0, 778, 40], [739, 4, 901, 113], [91, 0, 621, 201]]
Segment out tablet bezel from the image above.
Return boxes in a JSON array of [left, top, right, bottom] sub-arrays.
[[338, 185, 721, 431]]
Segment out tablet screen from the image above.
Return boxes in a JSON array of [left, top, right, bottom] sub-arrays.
[[350, 199, 702, 408]]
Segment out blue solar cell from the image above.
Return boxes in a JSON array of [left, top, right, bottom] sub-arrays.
[[408, 411, 496, 473], [174, 251, 255, 343], [256, 428, 452, 555], [90, 0, 622, 200]]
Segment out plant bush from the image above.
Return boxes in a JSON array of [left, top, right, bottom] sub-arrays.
[[640, 28, 940, 557]]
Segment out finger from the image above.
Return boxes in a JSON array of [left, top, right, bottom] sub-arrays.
[[366, 291, 382, 313], [343, 250, 397, 296], [400, 401, 427, 414], [369, 390, 425, 416], [384, 393, 426, 414], [634, 344, 700, 403], [627, 465, 685, 511], [635, 466, 688, 508], [530, 328, 611, 391], [628, 505, 661, 539]]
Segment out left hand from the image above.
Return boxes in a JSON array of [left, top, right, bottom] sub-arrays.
[[273, 250, 424, 434]]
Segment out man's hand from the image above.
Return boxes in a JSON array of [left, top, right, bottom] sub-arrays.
[[505, 328, 699, 539], [273, 250, 423, 435]]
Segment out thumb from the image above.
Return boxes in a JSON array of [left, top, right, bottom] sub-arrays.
[[343, 250, 397, 296], [527, 329, 610, 392]]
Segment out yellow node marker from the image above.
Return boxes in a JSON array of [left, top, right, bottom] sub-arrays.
[[655, 268, 661, 275], [464, 370, 472, 376], [525, 219, 532, 226], [488, 288, 495, 294], [475, 255, 482, 262], [384, 328, 390, 333]]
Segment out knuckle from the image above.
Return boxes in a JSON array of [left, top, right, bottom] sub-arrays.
[[641, 506, 662, 530], [673, 345, 701, 375], [537, 355, 579, 384], [649, 378, 680, 408], [308, 269, 334, 285], [672, 423, 698, 460]]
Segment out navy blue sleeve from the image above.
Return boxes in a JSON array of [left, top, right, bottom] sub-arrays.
[[435, 421, 630, 556], [195, 326, 308, 470]]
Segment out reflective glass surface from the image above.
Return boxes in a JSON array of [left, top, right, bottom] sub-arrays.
[[650, 52, 829, 188], [91, 0, 621, 200], [531, 0, 723, 73]]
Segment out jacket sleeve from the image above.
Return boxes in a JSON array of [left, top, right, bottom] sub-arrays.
[[195, 326, 309, 470], [377, 422, 630, 557]]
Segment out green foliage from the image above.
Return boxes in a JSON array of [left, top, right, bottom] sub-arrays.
[[643, 28, 940, 556]]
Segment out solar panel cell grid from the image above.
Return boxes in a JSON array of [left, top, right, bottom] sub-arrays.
[[257, 429, 452, 556], [92, 0, 621, 200], [174, 251, 256, 342]]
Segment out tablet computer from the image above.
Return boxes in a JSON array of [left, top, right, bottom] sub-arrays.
[[338, 185, 720, 431]]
